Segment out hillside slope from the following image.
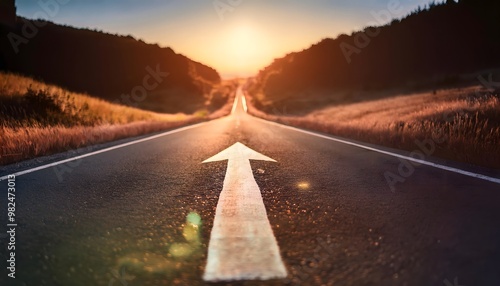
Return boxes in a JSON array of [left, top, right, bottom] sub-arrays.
[[0, 18, 220, 114], [0, 72, 236, 166], [249, 0, 500, 113]]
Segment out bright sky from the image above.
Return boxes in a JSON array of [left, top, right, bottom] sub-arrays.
[[16, 0, 432, 78]]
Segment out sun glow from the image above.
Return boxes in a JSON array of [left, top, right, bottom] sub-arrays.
[[227, 26, 262, 63], [154, 10, 340, 79], [179, 22, 279, 78], [220, 24, 272, 77]]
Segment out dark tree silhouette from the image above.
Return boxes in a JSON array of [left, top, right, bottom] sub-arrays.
[[0, 0, 16, 27], [250, 0, 500, 112], [0, 17, 221, 113]]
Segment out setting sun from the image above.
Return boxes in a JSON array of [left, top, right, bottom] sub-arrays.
[[226, 25, 265, 69], [176, 20, 285, 78], [228, 25, 259, 54]]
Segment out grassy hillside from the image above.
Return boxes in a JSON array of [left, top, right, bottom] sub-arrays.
[[249, 0, 500, 112], [0, 72, 235, 165], [247, 86, 500, 169], [0, 18, 220, 114]]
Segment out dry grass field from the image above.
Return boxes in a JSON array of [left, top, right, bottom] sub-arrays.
[[248, 87, 500, 169], [0, 73, 234, 165]]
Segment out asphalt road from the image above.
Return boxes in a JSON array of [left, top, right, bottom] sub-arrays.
[[1, 89, 500, 286]]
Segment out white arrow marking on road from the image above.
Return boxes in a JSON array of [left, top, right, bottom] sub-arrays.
[[202, 142, 287, 282]]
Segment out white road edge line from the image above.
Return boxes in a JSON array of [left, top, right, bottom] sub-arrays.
[[3, 90, 498, 185], [0, 121, 210, 181], [250, 110, 500, 185]]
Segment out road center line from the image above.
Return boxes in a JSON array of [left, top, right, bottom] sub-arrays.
[[241, 94, 248, 112], [231, 92, 239, 114]]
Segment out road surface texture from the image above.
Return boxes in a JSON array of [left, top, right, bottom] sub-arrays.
[[1, 88, 500, 286]]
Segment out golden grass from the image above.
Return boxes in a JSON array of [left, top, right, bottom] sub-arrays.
[[248, 87, 500, 169], [0, 72, 189, 125], [0, 120, 203, 166], [0, 72, 234, 165]]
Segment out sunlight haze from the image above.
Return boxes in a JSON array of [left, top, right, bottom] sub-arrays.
[[16, 0, 431, 78]]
